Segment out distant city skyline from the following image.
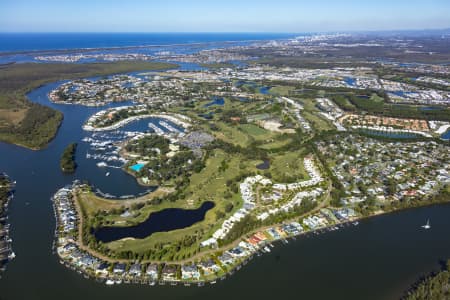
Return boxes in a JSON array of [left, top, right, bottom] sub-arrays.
[[1, 0, 450, 33]]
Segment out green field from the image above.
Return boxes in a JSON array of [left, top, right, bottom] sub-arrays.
[[269, 150, 310, 183]]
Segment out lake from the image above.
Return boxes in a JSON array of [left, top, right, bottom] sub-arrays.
[[359, 129, 423, 139], [204, 97, 225, 108], [94, 201, 214, 243]]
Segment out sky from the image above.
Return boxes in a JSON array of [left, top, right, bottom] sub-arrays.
[[1, 0, 450, 33]]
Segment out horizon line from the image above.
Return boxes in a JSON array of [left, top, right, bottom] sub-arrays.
[[1, 27, 450, 35]]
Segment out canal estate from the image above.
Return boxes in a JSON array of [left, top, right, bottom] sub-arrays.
[[41, 65, 449, 287]]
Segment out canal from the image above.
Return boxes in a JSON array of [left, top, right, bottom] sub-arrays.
[[0, 80, 449, 300]]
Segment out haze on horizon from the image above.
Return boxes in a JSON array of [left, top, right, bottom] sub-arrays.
[[1, 0, 450, 33]]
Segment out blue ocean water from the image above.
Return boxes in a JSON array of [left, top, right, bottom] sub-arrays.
[[0, 32, 296, 52]]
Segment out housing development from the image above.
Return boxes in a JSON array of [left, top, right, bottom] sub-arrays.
[[45, 34, 450, 285]]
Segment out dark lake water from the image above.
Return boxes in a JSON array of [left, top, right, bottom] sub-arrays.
[[344, 77, 356, 86], [94, 202, 214, 243], [259, 86, 272, 95], [203, 97, 224, 108], [360, 129, 422, 139], [256, 160, 270, 170], [420, 106, 443, 111], [0, 71, 449, 300]]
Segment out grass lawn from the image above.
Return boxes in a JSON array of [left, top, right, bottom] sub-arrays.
[[269, 150, 310, 183], [238, 123, 272, 139], [259, 136, 293, 150], [269, 85, 295, 96], [213, 122, 250, 147], [77, 186, 173, 221]]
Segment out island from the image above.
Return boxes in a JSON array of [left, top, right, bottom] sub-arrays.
[[60, 143, 78, 173]]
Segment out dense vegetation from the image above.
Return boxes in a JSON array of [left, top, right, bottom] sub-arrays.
[[136, 150, 204, 185], [125, 135, 170, 156], [218, 215, 261, 247], [0, 61, 177, 149], [126, 135, 205, 186], [60, 143, 77, 173], [330, 92, 450, 121], [404, 260, 450, 300]]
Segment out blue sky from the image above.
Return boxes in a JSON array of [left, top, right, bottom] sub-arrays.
[[1, 0, 450, 32]]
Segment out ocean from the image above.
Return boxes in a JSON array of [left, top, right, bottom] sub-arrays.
[[0, 32, 297, 52]]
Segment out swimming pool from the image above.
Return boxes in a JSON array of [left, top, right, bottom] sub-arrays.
[[129, 163, 145, 172]]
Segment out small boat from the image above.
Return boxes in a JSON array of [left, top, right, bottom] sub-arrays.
[[105, 279, 115, 285], [421, 219, 431, 230], [105, 172, 110, 176], [263, 246, 271, 253], [8, 252, 16, 260], [97, 162, 107, 168]]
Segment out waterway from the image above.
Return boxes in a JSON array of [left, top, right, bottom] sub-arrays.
[[0, 76, 449, 300]]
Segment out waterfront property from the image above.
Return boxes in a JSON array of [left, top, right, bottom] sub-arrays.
[[0, 173, 15, 273]]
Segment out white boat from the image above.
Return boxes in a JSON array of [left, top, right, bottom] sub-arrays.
[[105, 172, 110, 177], [8, 252, 16, 260], [97, 162, 107, 168], [105, 279, 115, 285], [263, 246, 271, 253], [421, 219, 431, 229]]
